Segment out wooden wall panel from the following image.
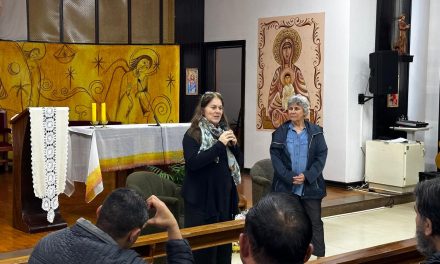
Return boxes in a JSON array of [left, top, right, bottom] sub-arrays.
[[98, 0, 128, 43], [28, 0, 60, 42], [162, 0, 175, 43], [63, 0, 96, 43], [131, 0, 160, 43]]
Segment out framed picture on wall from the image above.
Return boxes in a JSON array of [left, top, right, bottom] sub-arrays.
[[186, 68, 198, 95], [387, 93, 399, 108]]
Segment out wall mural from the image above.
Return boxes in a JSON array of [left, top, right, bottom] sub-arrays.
[[0, 40, 180, 124], [257, 13, 325, 130]]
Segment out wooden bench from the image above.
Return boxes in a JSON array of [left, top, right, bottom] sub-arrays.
[[309, 238, 424, 264], [134, 219, 244, 262], [0, 219, 245, 264], [0, 224, 425, 264]]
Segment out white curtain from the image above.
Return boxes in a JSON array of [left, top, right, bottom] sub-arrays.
[[0, 0, 27, 40]]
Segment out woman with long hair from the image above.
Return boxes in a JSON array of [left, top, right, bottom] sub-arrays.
[[181, 91, 241, 264]]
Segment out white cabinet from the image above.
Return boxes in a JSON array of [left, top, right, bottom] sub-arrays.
[[365, 140, 425, 193]]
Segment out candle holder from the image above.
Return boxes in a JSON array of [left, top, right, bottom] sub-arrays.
[[101, 120, 108, 128], [90, 121, 99, 128]]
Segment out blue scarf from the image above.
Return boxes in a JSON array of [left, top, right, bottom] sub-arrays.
[[198, 117, 241, 185]]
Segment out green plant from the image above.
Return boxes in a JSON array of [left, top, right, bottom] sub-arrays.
[[146, 161, 185, 185]]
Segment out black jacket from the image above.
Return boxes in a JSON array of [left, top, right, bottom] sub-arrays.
[[28, 218, 194, 264], [424, 252, 440, 264], [270, 120, 328, 199], [181, 132, 240, 217]]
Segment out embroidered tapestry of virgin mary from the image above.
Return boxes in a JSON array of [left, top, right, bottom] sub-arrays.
[[257, 13, 325, 130]]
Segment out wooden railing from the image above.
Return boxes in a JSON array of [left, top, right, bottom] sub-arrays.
[[0, 256, 28, 264], [309, 238, 424, 264], [0, 219, 245, 264], [134, 219, 244, 262], [0, 224, 425, 264]]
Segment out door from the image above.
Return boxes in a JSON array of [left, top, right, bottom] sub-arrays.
[[204, 40, 245, 152]]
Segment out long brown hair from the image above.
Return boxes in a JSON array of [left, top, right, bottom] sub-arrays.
[[187, 91, 230, 143]]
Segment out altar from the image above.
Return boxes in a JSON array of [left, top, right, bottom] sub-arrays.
[[66, 123, 190, 202]]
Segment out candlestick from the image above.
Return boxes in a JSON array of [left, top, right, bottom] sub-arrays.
[[91, 103, 97, 123], [101, 103, 106, 123]]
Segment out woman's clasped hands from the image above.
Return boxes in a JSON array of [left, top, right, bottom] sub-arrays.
[[219, 130, 237, 146]]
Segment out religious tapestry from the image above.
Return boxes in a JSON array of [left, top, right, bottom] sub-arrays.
[[0, 40, 180, 124], [257, 13, 325, 130]]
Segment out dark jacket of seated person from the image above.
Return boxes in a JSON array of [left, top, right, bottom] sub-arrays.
[[414, 178, 440, 264], [28, 189, 194, 264]]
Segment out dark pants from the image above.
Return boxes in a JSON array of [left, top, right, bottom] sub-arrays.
[[184, 203, 232, 264], [294, 195, 325, 257]]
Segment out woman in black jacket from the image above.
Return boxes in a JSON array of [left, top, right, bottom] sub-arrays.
[[181, 91, 241, 264]]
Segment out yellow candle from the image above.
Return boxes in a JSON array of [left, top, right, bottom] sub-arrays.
[[91, 103, 96, 122], [101, 103, 106, 122]]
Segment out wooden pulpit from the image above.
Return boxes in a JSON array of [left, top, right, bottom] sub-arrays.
[[11, 108, 67, 233]]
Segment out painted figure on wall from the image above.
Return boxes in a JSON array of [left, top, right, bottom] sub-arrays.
[[267, 28, 309, 128], [257, 13, 325, 130], [185, 68, 198, 95], [281, 72, 295, 110], [115, 48, 159, 123], [21, 42, 47, 107], [0, 41, 179, 124], [187, 74, 197, 94]]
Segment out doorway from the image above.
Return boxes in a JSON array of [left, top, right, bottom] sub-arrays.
[[204, 40, 245, 152]]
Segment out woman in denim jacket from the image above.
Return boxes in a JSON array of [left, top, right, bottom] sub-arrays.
[[270, 94, 328, 257]]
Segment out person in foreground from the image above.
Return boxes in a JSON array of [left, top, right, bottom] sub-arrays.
[[270, 94, 328, 257], [239, 192, 313, 264], [29, 188, 194, 264], [414, 177, 440, 263], [182, 91, 241, 264]]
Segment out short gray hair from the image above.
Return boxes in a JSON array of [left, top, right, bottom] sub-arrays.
[[287, 95, 310, 115]]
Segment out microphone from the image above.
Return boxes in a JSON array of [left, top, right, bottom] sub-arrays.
[[219, 122, 233, 146], [219, 122, 229, 131], [138, 79, 160, 126]]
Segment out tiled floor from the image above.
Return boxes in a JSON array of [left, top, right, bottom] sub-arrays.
[[232, 202, 416, 263]]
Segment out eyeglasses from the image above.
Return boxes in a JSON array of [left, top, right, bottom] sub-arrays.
[[201, 91, 222, 100]]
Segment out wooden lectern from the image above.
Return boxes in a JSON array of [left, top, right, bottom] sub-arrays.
[[11, 109, 67, 233]]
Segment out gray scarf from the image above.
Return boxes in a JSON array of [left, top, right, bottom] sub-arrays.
[[198, 117, 241, 185]]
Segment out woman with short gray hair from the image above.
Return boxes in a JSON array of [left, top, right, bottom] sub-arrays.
[[287, 94, 310, 116], [270, 94, 328, 258]]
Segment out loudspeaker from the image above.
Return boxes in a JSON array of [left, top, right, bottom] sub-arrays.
[[369, 50, 398, 95]]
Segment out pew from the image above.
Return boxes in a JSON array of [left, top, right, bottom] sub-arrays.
[[134, 219, 244, 262], [0, 256, 28, 264], [0, 224, 425, 264], [0, 219, 245, 264], [309, 237, 424, 264]]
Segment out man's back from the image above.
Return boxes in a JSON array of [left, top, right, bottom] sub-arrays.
[[29, 190, 194, 264], [29, 219, 144, 264]]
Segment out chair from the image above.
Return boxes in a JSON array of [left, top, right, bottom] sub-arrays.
[[126, 171, 182, 235], [250, 159, 274, 205], [0, 109, 13, 171]]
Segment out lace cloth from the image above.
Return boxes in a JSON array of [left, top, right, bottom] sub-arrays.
[[30, 107, 69, 223]]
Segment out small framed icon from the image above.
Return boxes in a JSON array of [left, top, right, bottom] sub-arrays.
[[186, 68, 198, 95]]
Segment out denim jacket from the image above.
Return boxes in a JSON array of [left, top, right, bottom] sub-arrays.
[[270, 121, 328, 199]]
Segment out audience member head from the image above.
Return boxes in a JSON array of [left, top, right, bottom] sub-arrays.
[[96, 188, 148, 248], [414, 178, 440, 256], [240, 192, 313, 264]]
